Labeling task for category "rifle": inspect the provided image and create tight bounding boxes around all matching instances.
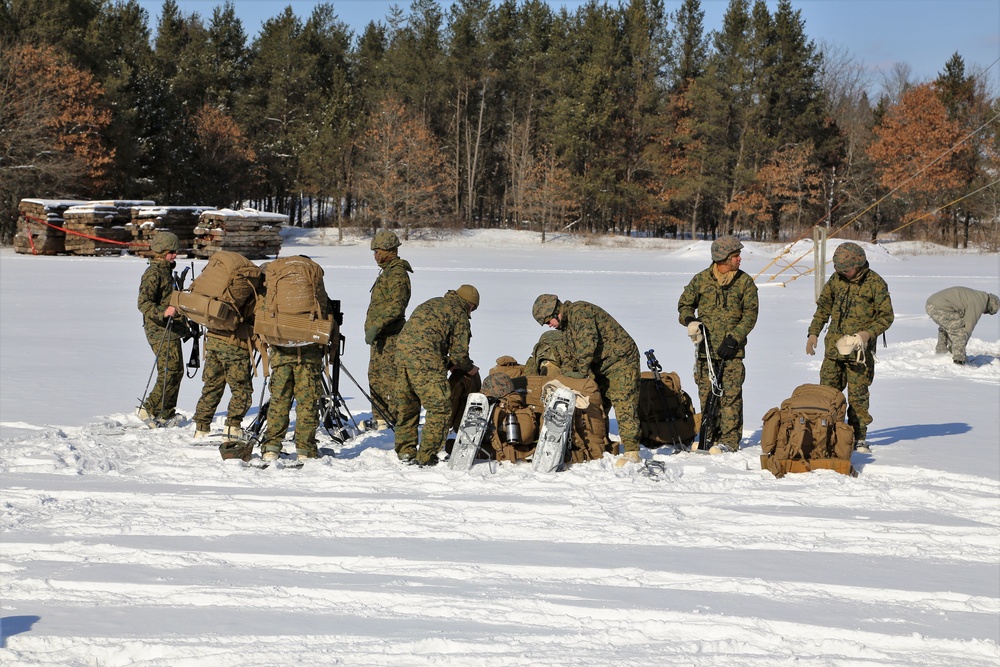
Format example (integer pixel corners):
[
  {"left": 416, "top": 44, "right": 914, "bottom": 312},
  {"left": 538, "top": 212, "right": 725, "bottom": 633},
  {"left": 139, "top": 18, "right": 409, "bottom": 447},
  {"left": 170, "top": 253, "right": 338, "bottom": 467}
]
[
  {"left": 245, "top": 380, "right": 270, "bottom": 449},
  {"left": 644, "top": 349, "right": 690, "bottom": 451},
  {"left": 696, "top": 324, "right": 725, "bottom": 452},
  {"left": 172, "top": 263, "right": 201, "bottom": 378}
]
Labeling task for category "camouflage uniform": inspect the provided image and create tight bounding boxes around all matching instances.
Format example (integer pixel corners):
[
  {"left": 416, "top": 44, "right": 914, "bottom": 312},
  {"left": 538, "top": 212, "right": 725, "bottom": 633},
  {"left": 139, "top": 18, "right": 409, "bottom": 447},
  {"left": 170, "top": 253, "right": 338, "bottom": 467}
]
[
  {"left": 193, "top": 329, "right": 254, "bottom": 433},
  {"left": 536, "top": 297, "right": 642, "bottom": 454},
  {"left": 137, "top": 257, "right": 186, "bottom": 419},
  {"left": 260, "top": 344, "right": 325, "bottom": 458},
  {"left": 394, "top": 290, "right": 476, "bottom": 464},
  {"left": 808, "top": 252, "right": 894, "bottom": 440},
  {"left": 925, "top": 287, "right": 999, "bottom": 364},
  {"left": 524, "top": 329, "right": 574, "bottom": 376},
  {"left": 365, "top": 255, "right": 413, "bottom": 422},
  {"left": 677, "top": 258, "right": 759, "bottom": 451}
]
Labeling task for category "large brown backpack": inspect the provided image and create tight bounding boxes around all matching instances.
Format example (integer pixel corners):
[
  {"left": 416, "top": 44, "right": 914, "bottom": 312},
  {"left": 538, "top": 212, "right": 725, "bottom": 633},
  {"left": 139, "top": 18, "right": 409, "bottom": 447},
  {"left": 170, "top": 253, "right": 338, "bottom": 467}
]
[
  {"left": 638, "top": 370, "right": 697, "bottom": 448},
  {"left": 170, "top": 250, "right": 262, "bottom": 332},
  {"left": 254, "top": 255, "right": 335, "bottom": 347},
  {"left": 760, "top": 384, "right": 855, "bottom": 477}
]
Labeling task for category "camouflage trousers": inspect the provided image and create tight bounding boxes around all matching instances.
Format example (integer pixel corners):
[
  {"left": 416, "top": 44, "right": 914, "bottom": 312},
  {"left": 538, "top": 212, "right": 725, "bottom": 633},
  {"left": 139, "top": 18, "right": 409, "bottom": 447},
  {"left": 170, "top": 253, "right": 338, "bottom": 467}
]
[
  {"left": 368, "top": 334, "right": 400, "bottom": 423},
  {"left": 926, "top": 303, "right": 969, "bottom": 362},
  {"left": 193, "top": 337, "right": 253, "bottom": 431},
  {"left": 819, "top": 355, "right": 876, "bottom": 440},
  {"left": 595, "top": 360, "right": 641, "bottom": 453},
  {"left": 261, "top": 361, "right": 322, "bottom": 457},
  {"left": 142, "top": 325, "right": 183, "bottom": 420},
  {"left": 694, "top": 357, "right": 745, "bottom": 449},
  {"left": 394, "top": 364, "right": 450, "bottom": 463}
]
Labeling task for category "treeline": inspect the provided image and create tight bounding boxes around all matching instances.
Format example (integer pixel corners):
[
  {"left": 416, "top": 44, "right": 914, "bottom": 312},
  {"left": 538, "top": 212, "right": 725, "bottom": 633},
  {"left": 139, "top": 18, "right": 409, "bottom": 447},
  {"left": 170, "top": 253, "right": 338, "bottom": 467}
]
[{"left": 2, "top": 0, "right": 997, "bottom": 247}]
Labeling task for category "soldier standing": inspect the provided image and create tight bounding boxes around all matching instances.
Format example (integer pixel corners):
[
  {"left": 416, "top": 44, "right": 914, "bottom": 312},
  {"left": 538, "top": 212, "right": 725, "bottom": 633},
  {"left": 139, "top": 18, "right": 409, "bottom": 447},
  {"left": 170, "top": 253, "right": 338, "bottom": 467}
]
[
  {"left": 136, "top": 232, "right": 187, "bottom": 426},
  {"left": 807, "top": 242, "right": 894, "bottom": 453},
  {"left": 193, "top": 321, "right": 256, "bottom": 441},
  {"left": 677, "top": 236, "right": 759, "bottom": 454},
  {"left": 925, "top": 286, "right": 999, "bottom": 365},
  {"left": 259, "top": 344, "right": 326, "bottom": 462},
  {"left": 531, "top": 294, "right": 641, "bottom": 466},
  {"left": 364, "top": 230, "right": 413, "bottom": 428},
  {"left": 394, "top": 285, "right": 480, "bottom": 466}
]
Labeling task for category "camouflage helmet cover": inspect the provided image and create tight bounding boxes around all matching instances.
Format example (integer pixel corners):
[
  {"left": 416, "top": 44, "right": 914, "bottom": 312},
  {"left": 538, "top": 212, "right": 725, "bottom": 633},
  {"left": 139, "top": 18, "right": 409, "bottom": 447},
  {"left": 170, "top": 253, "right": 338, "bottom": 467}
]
[
  {"left": 833, "top": 242, "right": 867, "bottom": 273},
  {"left": 456, "top": 284, "right": 480, "bottom": 310},
  {"left": 150, "top": 231, "right": 180, "bottom": 254},
  {"left": 482, "top": 372, "right": 515, "bottom": 399},
  {"left": 370, "top": 229, "right": 401, "bottom": 251},
  {"left": 711, "top": 236, "right": 744, "bottom": 263},
  {"left": 986, "top": 293, "right": 999, "bottom": 315},
  {"left": 532, "top": 294, "right": 561, "bottom": 325}
]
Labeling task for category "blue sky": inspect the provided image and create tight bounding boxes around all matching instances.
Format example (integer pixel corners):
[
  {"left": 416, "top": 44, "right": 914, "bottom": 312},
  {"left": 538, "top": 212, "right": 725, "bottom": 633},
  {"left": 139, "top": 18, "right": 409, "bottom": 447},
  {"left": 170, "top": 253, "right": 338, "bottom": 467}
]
[{"left": 137, "top": 0, "right": 1000, "bottom": 88}]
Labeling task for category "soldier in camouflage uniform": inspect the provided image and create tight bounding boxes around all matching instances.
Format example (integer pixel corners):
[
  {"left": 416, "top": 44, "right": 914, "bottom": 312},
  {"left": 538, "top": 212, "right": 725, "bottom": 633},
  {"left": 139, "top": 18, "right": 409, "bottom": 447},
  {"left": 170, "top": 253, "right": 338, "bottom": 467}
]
[
  {"left": 807, "top": 242, "right": 894, "bottom": 452},
  {"left": 394, "top": 285, "right": 480, "bottom": 466},
  {"left": 925, "top": 287, "right": 999, "bottom": 365},
  {"left": 259, "top": 344, "right": 326, "bottom": 460},
  {"left": 532, "top": 294, "right": 641, "bottom": 465},
  {"left": 677, "top": 236, "right": 759, "bottom": 453},
  {"left": 136, "top": 232, "right": 189, "bottom": 425},
  {"left": 193, "top": 319, "right": 255, "bottom": 441},
  {"left": 364, "top": 230, "right": 413, "bottom": 428},
  {"left": 524, "top": 329, "right": 573, "bottom": 376}
]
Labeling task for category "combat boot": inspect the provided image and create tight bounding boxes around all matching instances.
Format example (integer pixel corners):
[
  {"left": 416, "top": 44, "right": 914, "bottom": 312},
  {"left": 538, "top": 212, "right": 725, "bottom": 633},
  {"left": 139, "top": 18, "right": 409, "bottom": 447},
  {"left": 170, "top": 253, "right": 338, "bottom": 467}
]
[{"left": 854, "top": 440, "right": 871, "bottom": 453}]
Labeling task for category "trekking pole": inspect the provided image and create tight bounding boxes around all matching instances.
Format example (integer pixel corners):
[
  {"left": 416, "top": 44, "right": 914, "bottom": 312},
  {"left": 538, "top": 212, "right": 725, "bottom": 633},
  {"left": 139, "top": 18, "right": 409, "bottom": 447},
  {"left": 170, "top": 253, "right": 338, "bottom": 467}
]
[
  {"left": 137, "top": 314, "right": 174, "bottom": 416},
  {"left": 245, "top": 380, "right": 270, "bottom": 450},
  {"left": 319, "top": 369, "right": 360, "bottom": 443},
  {"left": 339, "top": 360, "right": 396, "bottom": 430}
]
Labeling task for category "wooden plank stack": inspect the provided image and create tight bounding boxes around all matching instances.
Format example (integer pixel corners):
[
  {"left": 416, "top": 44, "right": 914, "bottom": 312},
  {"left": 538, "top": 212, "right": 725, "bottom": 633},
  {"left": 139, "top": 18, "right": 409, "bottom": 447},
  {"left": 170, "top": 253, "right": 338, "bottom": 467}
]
[
  {"left": 14, "top": 199, "right": 89, "bottom": 255},
  {"left": 193, "top": 208, "right": 285, "bottom": 259},
  {"left": 62, "top": 200, "right": 155, "bottom": 256},
  {"left": 128, "top": 206, "right": 216, "bottom": 258}
]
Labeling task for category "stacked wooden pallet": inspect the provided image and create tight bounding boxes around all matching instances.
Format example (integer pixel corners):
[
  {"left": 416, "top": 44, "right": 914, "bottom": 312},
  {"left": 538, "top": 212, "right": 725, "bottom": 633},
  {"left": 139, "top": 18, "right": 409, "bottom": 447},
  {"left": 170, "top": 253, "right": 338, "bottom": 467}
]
[
  {"left": 63, "top": 200, "right": 154, "bottom": 255},
  {"left": 13, "top": 199, "right": 89, "bottom": 255},
  {"left": 193, "top": 208, "right": 285, "bottom": 259},
  {"left": 128, "top": 206, "right": 216, "bottom": 258}
]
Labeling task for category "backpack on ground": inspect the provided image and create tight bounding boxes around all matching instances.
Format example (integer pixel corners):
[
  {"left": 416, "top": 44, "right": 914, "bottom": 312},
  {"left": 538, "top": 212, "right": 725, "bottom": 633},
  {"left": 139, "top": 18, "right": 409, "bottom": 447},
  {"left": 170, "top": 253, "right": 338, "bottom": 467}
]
[
  {"left": 254, "top": 255, "right": 335, "bottom": 347},
  {"left": 759, "top": 383, "right": 856, "bottom": 478},
  {"left": 170, "top": 251, "right": 262, "bottom": 332},
  {"left": 488, "top": 390, "right": 540, "bottom": 462},
  {"left": 638, "top": 370, "right": 697, "bottom": 448}
]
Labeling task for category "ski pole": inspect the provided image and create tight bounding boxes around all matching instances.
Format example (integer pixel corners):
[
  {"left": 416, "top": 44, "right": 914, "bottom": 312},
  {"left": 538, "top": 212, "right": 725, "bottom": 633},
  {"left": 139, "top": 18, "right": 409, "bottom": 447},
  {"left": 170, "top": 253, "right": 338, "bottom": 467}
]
[
  {"left": 137, "top": 314, "right": 174, "bottom": 416},
  {"left": 339, "top": 360, "right": 396, "bottom": 429}
]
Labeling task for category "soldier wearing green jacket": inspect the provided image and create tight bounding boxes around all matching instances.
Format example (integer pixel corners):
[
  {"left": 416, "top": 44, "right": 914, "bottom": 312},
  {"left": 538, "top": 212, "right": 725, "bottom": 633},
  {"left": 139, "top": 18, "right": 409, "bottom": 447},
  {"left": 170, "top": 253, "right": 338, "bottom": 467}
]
[
  {"left": 925, "top": 286, "right": 999, "bottom": 365},
  {"left": 677, "top": 236, "right": 759, "bottom": 453},
  {"left": 532, "top": 294, "right": 641, "bottom": 465},
  {"left": 364, "top": 230, "right": 413, "bottom": 428},
  {"left": 394, "top": 286, "right": 480, "bottom": 466},
  {"left": 136, "top": 232, "right": 188, "bottom": 426},
  {"left": 524, "top": 329, "right": 574, "bottom": 376},
  {"left": 807, "top": 242, "right": 894, "bottom": 452}
]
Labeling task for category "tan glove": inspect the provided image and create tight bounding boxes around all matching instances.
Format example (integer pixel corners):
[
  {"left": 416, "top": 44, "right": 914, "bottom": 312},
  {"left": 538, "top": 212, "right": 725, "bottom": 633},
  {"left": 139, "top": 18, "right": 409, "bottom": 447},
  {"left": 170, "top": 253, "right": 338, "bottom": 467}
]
[
  {"left": 806, "top": 334, "right": 818, "bottom": 356},
  {"left": 687, "top": 321, "right": 704, "bottom": 345},
  {"left": 614, "top": 450, "right": 641, "bottom": 468},
  {"left": 856, "top": 331, "right": 871, "bottom": 346}
]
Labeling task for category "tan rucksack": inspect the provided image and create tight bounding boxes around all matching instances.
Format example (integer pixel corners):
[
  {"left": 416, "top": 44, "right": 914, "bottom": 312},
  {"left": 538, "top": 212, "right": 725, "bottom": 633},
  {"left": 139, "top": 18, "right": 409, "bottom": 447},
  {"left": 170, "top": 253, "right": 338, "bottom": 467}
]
[
  {"left": 760, "top": 384, "right": 855, "bottom": 477},
  {"left": 254, "top": 255, "right": 335, "bottom": 347},
  {"left": 170, "top": 251, "right": 262, "bottom": 332},
  {"left": 488, "top": 391, "right": 540, "bottom": 462},
  {"left": 638, "top": 370, "right": 697, "bottom": 448}
]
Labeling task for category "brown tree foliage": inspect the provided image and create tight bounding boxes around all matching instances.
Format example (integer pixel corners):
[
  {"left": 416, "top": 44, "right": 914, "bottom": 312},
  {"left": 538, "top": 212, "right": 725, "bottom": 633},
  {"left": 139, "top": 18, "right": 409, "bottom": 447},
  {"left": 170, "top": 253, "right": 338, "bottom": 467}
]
[
  {"left": 354, "top": 96, "right": 452, "bottom": 232},
  {"left": 0, "top": 43, "right": 113, "bottom": 240},
  {"left": 867, "top": 83, "right": 967, "bottom": 232},
  {"left": 191, "top": 104, "right": 260, "bottom": 207}
]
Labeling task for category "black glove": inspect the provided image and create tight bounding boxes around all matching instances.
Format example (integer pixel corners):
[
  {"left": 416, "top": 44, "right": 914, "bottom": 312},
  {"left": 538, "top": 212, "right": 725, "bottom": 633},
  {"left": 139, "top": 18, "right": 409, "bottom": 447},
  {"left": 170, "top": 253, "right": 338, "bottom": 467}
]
[
  {"left": 716, "top": 335, "right": 739, "bottom": 360},
  {"left": 683, "top": 316, "right": 699, "bottom": 326}
]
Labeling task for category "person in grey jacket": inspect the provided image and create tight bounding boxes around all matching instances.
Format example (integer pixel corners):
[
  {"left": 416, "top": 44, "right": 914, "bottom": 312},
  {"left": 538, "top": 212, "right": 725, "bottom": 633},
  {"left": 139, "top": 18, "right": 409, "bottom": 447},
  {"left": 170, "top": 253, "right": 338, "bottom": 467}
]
[{"left": 925, "top": 287, "right": 999, "bottom": 364}]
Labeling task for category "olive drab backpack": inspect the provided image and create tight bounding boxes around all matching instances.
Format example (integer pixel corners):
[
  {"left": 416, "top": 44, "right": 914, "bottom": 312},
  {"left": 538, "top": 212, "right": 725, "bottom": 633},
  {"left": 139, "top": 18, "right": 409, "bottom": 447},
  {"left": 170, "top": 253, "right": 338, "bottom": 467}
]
[
  {"left": 760, "top": 384, "right": 856, "bottom": 478},
  {"left": 170, "top": 250, "right": 262, "bottom": 332},
  {"left": 254, "top": 255, "right": 336, "bottom": 347},
  {"left": 637, "top": 370, "right": 697, "bottom": 448}
]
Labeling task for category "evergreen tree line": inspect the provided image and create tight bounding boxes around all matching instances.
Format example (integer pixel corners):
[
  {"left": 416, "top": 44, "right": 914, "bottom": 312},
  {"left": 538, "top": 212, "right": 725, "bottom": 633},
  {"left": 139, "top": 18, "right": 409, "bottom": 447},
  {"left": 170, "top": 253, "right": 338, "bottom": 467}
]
[{"left": 2, "top": 0, "right": 997, "bottom": 248}]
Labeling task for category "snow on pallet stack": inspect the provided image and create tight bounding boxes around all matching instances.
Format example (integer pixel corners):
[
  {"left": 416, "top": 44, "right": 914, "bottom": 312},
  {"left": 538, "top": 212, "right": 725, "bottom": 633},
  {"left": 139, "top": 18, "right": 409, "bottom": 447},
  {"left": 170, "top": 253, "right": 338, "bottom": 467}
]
[
  {"left": 193, "top": 208, "right": 285, "bottom": 259},
  {"left": 62, "top": 200, "right": 155, "bottom": 256},
  {"left": 128, "top": 205, "right": 216, "bottom": 258},
  {"left": 13, "top": 199, "right": 89, "bottom": 255}
]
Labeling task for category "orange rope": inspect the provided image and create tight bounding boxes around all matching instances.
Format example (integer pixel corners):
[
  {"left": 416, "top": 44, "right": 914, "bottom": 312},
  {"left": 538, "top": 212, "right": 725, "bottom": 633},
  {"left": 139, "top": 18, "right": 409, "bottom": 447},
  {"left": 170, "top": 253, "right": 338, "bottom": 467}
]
[{"left": 22, "top": 213, "right": 150, "bottom": 249}]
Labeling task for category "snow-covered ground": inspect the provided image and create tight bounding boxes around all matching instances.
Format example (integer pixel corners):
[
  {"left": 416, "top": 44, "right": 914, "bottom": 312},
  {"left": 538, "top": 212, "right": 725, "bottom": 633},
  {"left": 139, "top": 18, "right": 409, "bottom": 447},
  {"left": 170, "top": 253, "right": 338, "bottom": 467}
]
[{"left": 1, "top": 229, "right": 998, "bottom": 666}]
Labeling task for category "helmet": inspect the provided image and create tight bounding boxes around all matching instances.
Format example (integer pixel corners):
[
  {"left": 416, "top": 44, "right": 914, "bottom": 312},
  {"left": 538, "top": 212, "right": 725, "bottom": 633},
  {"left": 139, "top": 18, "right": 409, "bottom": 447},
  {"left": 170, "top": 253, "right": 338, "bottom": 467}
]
[
  {"left": 370, "top": 229, "right": 401, "bottom": 251},
  {"left": 456, "top": 284, "right": 480, "bottom": 310},
  {"left": 986, "top": 293, "right": 999, "bottom": 316},
  {"left": 833, "top": 242, "right": 867, "bottom": 273},
  {"left": 532, "top": 294, "right": 560, "bottom": 325},
  {"left": 150, "top": 231, "right": 180, "bottom": 254},
  {"left": 711, "top": 236, "right": 744, "bottom": 262},
  {"left": 482, "top": 372, "right": 515, "bottom": 399}
]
